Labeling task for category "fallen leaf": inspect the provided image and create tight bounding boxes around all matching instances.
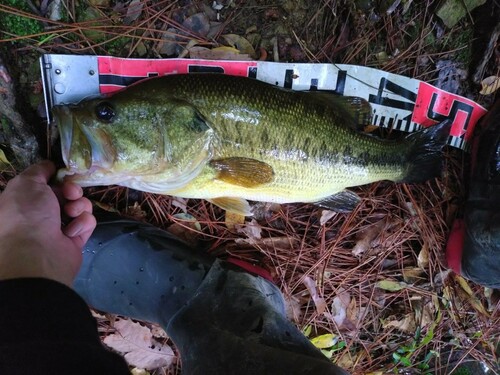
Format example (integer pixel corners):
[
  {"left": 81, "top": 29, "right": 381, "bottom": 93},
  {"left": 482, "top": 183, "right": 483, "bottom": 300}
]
[
  {"left": 303, "top": 276, "right": 327, "bottom": 314},
  {"left": 104, "top": 319, "right": 175, "bottom": 370},
  {"left": 325, "top": 289, "right": 350, "bottom": 327},
  {"left": 0, "top": 148, "right": 11, "bottom": 168},
  {"left": 234, "top": 235, "right": 298, "bottom": 250},
  {"left": 225, "top": 211, "right": 245, "bottom": 230},
  {"left": 421, "top": 301, "right": 435, "bottom": 328},
  {"left": 382, "top": 313, "right": 416, "bottom": 333},
  {"left": 182, "top": 12, "right": 210, "bottom": 37},
  {"left": 171, "top": 197, "right": 188, "bottom": 213},
  {"left": 236, "top": 219, "right": 262, "bottom": 242},
  {"left": 417, "top": 244, "right": 429, "bottom": 269},
  {"left": 93, "top": 200, "right": 120, "bottom": 213},
  {"left": 479, "top": 75, "right": 500, "bottom": 95},
  {"left": 454, "top": 275, "right": 489, "bottom": 316},
  {"left": 158, "top": 28, "right": 179, "bottom": 55},
  {"left": 124, "top": 0, "right": 143, "bottom": 25},
  {"left": 376, "top": 279, "right": 408, "bottom": 292},
  {"left": 336, "top": 352, "right": 356, "bottom": 368},
  {"left": 403, "top": 267, "right": 425, "bottom": 283},
  {"left": 131, "top": 369, "right": 150, "bottom": 375},
  {"left": 284, "top": 294, "right": 303, "bottom": 322},
  {"left": 188, "top": 46, "right": 252, "bottom": 60},
  {"left": 47, "top": 0, "right": 63, "bottom": 21},
  {"left": 436, "top": 0, "right": 487, "bottom": 28},
  {"left": 222, "top": 34, "right": 257, "bottom": 58},
  {"left": 352, "top": 220, "right": 385, "bottom": 257},
  {"left": 151, "top": 325, "right": 168, "bottom": 339},
  {"left": 167, "top": 213, "right": 201, "bottom": 247},
  {"left": 319, "top": 210, "right": 336, "bottom": 225},
  {"left": 310, "top": 333, "right": 337, "bottom": 349}
]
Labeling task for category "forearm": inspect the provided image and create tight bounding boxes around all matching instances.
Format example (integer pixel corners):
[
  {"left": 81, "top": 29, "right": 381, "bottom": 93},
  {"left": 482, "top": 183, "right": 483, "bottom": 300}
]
[{"left": 0, "top": 278, "right": 129, "bottom": 374}]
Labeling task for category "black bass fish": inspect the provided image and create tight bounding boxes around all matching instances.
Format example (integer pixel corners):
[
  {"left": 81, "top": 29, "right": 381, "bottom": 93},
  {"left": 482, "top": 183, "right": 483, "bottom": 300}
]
[{"left": 53, "top": 74, "right": 450, "bottom": 215}]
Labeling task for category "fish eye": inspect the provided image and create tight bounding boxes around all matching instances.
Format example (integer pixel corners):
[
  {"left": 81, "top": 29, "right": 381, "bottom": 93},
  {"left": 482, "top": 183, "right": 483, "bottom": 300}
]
[{"left": 95, "top": 102, "right": 115, "bottom": 122}]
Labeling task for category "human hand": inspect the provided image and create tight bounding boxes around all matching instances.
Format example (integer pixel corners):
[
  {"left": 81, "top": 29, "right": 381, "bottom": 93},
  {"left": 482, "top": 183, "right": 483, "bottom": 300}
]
[{"left": 0, "top": 160, "right": 96, "bottom": 286}]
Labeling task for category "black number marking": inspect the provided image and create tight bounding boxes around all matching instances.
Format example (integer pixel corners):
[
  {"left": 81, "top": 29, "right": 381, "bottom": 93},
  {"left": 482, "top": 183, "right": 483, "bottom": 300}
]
[
  {"left": 368, "top": 78, "right": 417, "bottom": 111},
  {"left": 427, "top": 93, "right": 473, "bottom": 137},
  {"left": 334, "top": 70, "right": 347, "bottom": 95},
  {"left": 188, "top": 65, "right": 224, "bottom": 73}
]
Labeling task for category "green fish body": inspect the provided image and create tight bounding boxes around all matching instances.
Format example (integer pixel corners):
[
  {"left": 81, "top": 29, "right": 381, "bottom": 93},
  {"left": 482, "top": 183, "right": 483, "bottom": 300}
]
[{"left": 54, "top": 74, "right": 449, "bottom": 215}]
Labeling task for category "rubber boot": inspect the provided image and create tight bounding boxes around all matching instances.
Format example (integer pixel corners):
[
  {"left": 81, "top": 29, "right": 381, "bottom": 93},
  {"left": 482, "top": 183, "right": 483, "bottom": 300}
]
[
  {"left": 74, "top": 217, "right": 214, "bottom": 326},
  {"left": 446, "top": 99, "right": 500, "bottom": 288},
  {"left": 74, "top": 216, "right": 349, "bottom": 374}
]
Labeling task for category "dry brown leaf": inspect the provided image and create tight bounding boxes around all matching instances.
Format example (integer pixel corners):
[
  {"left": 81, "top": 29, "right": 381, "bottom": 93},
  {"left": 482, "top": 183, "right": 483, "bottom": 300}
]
[
  {"left": 236, "top": 219, "right": 262, "bottom": 242},
  {"left": 235, "top": 235, "right": 298, "bottom": 250},
  {"left": 325, "top": 289, "right": 350, "bottom": 327},
  {"left": 171, "top": 197, "right": 188, "bottom": 213},
  {"left": 421, "top": 301, "right": 435, "bottom": 328},
  {"left": 131, "top": 369, "right": 150, "bottom": 375},
  {"left": 189, "top": 46, "right": 253, "bottom": 61},
  {"left": 403, "top": 267, "right": 425, "bottom": 283},
  {"left": 123, "top": 0, "right": 143, "bottom": 25},
  {"left": 417, "top": 244, "right": 429, "bottom": 269},
  {"left": 454, "top": 276, "right": 489, "bottom": 316},
  {"left": 352, "top": 220, "right": 385, "bottom": 257},
  {"left": 336, "top": 352, "right": 356, "bottom": 369},
  {"left": 284, "top": 293, "right": 303, "bottom": 322},
  {"left": 104, "top": 319, "right": 175, "bottom": 370},
  {"left": 222, "top": 34, "right": 257, "bottom": 58},
  {"left": 382, "top": 313, "right": 416, "bottom": 333},
  {"left": 319, "top": 210, "right": 337, "bottom": 225},
  {"left": 303, "top": 276, "right": 327, "bottom": 314},
  {"left": 479, "top": 75, "right": 500, "bottom": 95},
  {"left": 93, "top": 201, "right": 120, "bottom": 213},
  {"left": 225, "top": 211, "right": 245, "bottom": 230}
]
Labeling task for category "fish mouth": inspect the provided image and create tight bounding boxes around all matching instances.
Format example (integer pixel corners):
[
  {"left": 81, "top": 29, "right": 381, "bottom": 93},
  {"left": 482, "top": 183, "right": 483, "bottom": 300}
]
[
  {"left": 53, "top": 105, "right": 116, "bottom": 183},
  {"left": 53, "top": 105, "right": 77, "bottom": 170}
]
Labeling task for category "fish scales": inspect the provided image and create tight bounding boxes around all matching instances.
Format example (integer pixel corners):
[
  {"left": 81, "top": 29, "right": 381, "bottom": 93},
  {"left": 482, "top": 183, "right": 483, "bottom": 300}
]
[
  {"left": 54, "top": 73, "right": 450, "bottom": 214},
  {"left": 153, "top": 75, "right": 408, "bottom": 202}
]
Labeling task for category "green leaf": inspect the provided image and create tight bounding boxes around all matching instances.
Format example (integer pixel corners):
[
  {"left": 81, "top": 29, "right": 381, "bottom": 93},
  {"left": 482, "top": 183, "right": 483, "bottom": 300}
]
[
  {"left": 419, "top": 327, "right": 434, "bottom": 347},
  {"left": 0, "top": 148, "right": 12, "bottom": 168},
  {"left": 310, "top": 333, "right": 337, "bottom": 349},
  {"left": 320, "top": 349, "right": 334, "bottom": 359},
  {"left": 399, "top": 356, "right": 412, "bottom": 367},
  {"left": 302, "top": 325, "right": 312, "bottom": 337},
  {"left": 376, "top": 280, "right": 408, "bottom": 291}
]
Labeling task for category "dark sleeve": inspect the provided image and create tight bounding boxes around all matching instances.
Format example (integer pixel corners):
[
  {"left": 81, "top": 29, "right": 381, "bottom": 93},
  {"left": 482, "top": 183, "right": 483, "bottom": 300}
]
[{"left": 0, "top": 278, "right": 130, "bottom": 375}]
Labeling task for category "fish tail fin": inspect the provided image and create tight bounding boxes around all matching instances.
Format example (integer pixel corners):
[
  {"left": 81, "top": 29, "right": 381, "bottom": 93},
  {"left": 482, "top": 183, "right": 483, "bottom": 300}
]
[{"left": 400, "top": 119, "right": 452, "bottom": 183}]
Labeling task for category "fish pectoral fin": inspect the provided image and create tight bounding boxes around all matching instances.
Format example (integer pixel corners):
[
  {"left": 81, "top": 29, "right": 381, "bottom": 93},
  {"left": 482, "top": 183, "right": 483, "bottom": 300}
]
[
  {"left": 314, "top": 190, "right": 361, "bottom": 212},
  {"left": 208, "top": 197, "right": 252, "bottom": 216},
  {"left": 210, "top": 157, "right": 274, "bottom": 187}
]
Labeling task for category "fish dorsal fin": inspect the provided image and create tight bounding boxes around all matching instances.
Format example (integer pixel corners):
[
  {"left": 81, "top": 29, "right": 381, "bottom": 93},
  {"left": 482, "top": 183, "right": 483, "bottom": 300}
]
[
  {"left": 210, "top": 157, "right": 274, "bottom": 187},
  {"left": 209, "top": 197, "right": 252, "bottom": 216},
  {"left": 305, "top": 92, "right": 372, "bottom": 131},
  {"left": 314, "top": 190, "right": 361, "bottom": 212}
]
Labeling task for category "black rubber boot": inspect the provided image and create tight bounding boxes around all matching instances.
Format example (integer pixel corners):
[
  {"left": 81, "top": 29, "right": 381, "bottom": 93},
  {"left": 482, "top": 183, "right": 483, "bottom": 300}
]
[
  {"left": 74, "top": 217, "right": 214, "bottom": 326},
  {"left": 446, "top": 99, "right": 500, "bottom": 288},
  {"left": 74, "top": 217, "right": 349, "bottom": 374}
]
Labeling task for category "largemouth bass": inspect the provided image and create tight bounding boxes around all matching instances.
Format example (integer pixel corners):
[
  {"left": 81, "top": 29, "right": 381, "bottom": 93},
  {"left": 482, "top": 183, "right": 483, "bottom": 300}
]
[{"left": 54, "top": 74, "right": 450, "bottom": 215}]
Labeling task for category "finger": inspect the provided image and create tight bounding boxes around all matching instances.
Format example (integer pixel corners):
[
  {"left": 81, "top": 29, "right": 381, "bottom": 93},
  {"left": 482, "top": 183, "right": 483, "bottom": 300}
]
[
  {"left": 64, "top": 197, "right": 93, "bottom": 218},
  {"left": 61, "top": 182, "right": 83, "bottom": 201},
  {"left": 20, "top": 160, "right": 56, "bottom": 184},
  {"left": 71, "top": 226, "right": 96, "bottom": 250},
  {"left": 65, "top": 213, "right": 97, "bottom": 249},
  {"left": 63, "top": 211, "right": 96, "bottom": 238}
]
